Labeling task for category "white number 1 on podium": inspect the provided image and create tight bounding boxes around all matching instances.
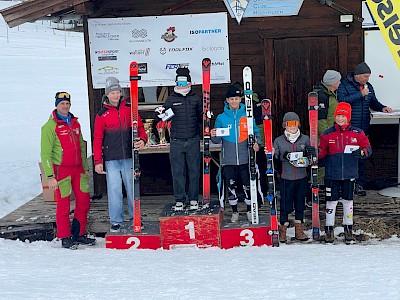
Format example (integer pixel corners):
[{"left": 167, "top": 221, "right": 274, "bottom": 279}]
[{"left": 184, "top": 221, "right": 195, "bottom": 239}]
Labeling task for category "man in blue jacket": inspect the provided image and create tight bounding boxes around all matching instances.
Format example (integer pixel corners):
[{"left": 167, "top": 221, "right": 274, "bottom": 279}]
[{"left": 337, "top": 62, "right": 393, "bottom": 196}]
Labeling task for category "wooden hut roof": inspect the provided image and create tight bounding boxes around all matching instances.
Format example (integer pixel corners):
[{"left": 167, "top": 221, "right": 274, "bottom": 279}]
[{"left": 0, "top": 0, "right": 93, "bottom": 28}]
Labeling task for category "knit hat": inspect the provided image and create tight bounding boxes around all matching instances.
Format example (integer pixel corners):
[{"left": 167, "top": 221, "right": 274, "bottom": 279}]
[
  {"left": 282, "top": 112, "right": 300, "bottom": 128},
  {"left": 175, "top": 67, "right": 191, "bottom": 82},
  {"left": 354, "top": 62, "right": 371, "bottom": 75},
  {"left": 334, "top": 102, "right": 352, "bottom": 121},
  {"left": 55, "top": 91, "right": 71, "bottom": 106},
  {"left": 105, "top": 77, "right": 121, "bottom": 95},
  {"left": 323, "top": 70, "right": 341, "bottom": 86},
  {"left": 226, "top": 84, "right": 242, "bottom": 98}
]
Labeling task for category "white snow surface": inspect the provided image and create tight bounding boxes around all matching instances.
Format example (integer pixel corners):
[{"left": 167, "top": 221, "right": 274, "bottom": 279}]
[{"left": 0, "top": 2, "right": 399, "bottom": 299}]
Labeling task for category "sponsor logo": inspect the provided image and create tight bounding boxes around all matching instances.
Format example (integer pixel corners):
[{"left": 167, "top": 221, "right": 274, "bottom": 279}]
[
  {"left": 129, "top": 48, "right": 151, "bottom": 56},
  {"left": 161, "top": 26, "right": 177, "bottom": 42},
  {"left": 138, "top": 63, "right": 148, "bottom": 74},
  {"left": 159, "top": 47, "right": 193, "bottom": 55},
  {"left": 165, "top": 63, "right": 189, "bottom": 69},
  {"left": 189, "top": 29, "right": 222, "bottom": 34},
  {"left": 97, "top": 66, "right": 119, "bottom": 75},
  {"left": 129, "top": 29, "right": 151, "bottom": 43},
  {"left": 98, "top": 56, "right": 117, "bottom": 61},
  {"left": 95, "top": 32, "right": 119, "bottom": 41},
  {"left": 202, "top": 46, "right": 225, "bottom": 52},
  {"left": 95, "top": 50, "right": 119, "bottom": 55},
  {"left": 132, "top": 29, "right": 148, "bottom": 38},
  {"left": 95, "top": 50, "right": 119, "bottom": 61},
  {"left": 211, "top": 61, "right": 225, "bottom": 66}
]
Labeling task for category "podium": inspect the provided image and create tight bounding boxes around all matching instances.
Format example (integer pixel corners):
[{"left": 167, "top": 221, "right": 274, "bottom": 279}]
[{"left": 105, "top": 202, "right": 272, "bottom": 250}]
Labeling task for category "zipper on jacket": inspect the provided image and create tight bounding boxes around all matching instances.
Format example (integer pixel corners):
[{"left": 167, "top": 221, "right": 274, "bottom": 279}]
[
  {"left": 68, "top": 119, "right": 80, "bottom": 166},
  {"left": 117, "top": 109, "right": 127, "bottom": 159},
  {"left": 340, "top": 132, "right": 344, "bottom": 180},
  {"left": 234, "top": 110, "right": 239, "bottom": 164}
]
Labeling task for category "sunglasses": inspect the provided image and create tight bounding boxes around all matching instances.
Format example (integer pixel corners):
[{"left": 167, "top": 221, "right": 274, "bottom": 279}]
[
  {"left": 55, "top": 92, "right": 71, "bottom": 100},
  {"left": 176, "top": 81, "right": 189, "bottom": 87},
  {"left": 285, "top": 120, "right": 299, "bottom": 127}
]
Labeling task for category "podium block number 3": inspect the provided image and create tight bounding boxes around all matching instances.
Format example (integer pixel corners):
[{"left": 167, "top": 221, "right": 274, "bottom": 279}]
[{"left": 240, "top": 229, "right": 255, "bottom": 246}]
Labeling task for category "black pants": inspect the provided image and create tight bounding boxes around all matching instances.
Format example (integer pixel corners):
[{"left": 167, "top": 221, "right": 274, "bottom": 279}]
[
  {"left": 279, "top": 177, "right": 307, "bottom": 224},
  {"left": 223, "top": 164, "right": 250, "bottom": 204},
  {"left": 169, "top": 136, "right": 200, "bottom": 203}
]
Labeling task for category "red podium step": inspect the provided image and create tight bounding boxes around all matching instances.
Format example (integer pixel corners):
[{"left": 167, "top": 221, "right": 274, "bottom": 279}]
[
  {"left": 159, "top": 204, "right": 223, "bottom": 249},
  {"left": 105, "top": 203, "right": 273, "bottom": 250},
  {"left": 220, "top": 225, "right": 272, "bottom": 249},
  {"left": 105, "top": 222, "right": 161, "bottom": 250}
]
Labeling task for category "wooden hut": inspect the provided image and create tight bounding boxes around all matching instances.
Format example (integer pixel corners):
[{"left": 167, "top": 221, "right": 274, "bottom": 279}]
[{"left": 2, "top": 0, "right": 397, "bottom": 193}]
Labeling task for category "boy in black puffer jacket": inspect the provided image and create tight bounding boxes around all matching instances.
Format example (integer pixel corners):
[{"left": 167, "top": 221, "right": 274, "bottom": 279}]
[{"left": 158, "top": 68, "right": 203, "bottom": 211}]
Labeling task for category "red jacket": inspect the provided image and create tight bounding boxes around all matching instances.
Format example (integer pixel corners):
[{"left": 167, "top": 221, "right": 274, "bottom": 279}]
[
  {"left": 318, "top": 123, "right": 372, "bottom": 180},
  {"left": 93, "top": 98, "right": 147, "bottom": 164},
  {"left": 41, "top": 110, "right": 89, "bottom": 177}
]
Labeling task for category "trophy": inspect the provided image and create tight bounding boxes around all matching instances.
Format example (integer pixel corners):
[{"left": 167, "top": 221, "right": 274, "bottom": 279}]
[
  {"left": 156, "top": 120, "right": 168, "bottom": 146},
  {"left": 143, "top": 119, "right": 157, "bottom": 146}
]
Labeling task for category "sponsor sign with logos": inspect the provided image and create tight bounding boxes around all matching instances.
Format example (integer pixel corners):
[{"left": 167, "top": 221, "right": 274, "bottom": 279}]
[{"left": 88, "top": 13, "right": 230, "bottom": 88}]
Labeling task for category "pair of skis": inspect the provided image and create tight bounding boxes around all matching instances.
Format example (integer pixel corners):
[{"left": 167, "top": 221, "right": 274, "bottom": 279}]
[
  {"left": 243, "top": 67, "right": 278, "bottom": 246},
  {"left": 261, "top": 98, "right": 279, "bottom": 247},
  {"left": 308, "top": 92, "right": 320, "bottom": 241},
  {"left": 129, "top": 62, "right": 142, "bottom": 233},
  {"left": 243, "top": 67, "right": 259, "bottom": 225},
  {"left": 243, "top": 67, "right": 279, "bottom": 241},
  {"left": 202, "top": 58, "right": 212, "bottom": 207}
]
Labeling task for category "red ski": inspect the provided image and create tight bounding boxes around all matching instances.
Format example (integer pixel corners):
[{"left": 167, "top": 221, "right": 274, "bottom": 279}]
[
  {"left": 130, "top": 62, "right": 141, "bottom": 233},
  {"left": 308, "top": 91, "right": 320, "bottom": 240},
  {"left": 261, "top": 99, "right": 279, "bottom": 247},
  {"left": 202, "top": 58, "right": 211, "bottom": 206}
]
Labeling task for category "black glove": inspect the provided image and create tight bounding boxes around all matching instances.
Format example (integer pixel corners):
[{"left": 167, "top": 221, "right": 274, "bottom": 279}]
[
  {"left": 306, "top": 146, "right": 316, "bottom": 157},
  {"left": 351, "top": 148, "right": 365, "bottom": 159},
  {"left": 283, "top": 151, "right": 291, "bottom": 161}
]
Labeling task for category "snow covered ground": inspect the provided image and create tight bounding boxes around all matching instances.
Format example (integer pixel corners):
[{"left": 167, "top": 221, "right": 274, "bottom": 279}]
[{"left": 0, "top": 2, "right": 399, "bottom": 299}]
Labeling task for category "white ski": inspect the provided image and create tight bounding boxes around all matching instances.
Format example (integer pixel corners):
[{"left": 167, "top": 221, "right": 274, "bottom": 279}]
[{"left": 243, "top": 66, "right": 259, "bottom": 224}]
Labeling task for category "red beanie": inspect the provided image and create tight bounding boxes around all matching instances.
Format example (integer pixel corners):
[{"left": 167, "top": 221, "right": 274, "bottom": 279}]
[{"left": 334, "top": 102, "right": 352, "bottom": 121}]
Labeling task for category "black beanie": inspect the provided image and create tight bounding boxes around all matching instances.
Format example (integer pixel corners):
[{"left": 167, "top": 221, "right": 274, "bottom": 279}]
[
  {"left": 176, "top": 67, "right": 191, "bottom": 82},
  {"left": 354, "top": 62, "right": 371, "bottom": 75},
  {"left": 226, "top": 84, "right": 242, "bottom": 98},
  {"left": 55, "top": 92, "right": 71, "bottom": 106}
]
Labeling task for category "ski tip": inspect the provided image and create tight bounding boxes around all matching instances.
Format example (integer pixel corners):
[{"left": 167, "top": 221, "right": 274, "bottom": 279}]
[
  {"left": 202, "top": 58, "right": 211, "bottom": 67},
  {"left": 130, "top": 61, "right": 138, "bottom": 68}
]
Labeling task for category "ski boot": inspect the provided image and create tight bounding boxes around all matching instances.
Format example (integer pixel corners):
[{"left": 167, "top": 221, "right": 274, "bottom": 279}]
[
  {"left": 344, "top": 225, "right": 356, "bottom": 244},
  {"left": 324, "top": 226, "right": 334, "bottom": 243}
]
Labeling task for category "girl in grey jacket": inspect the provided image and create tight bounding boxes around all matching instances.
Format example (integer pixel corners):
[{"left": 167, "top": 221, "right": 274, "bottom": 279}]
[{"left": 272, "top": 112, "right": 313, "bottom": 242}]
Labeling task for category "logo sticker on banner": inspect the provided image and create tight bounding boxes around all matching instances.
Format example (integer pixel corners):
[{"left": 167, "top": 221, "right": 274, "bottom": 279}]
[{"left": 88, "top": 13, "right": 230, "bottom": 88}]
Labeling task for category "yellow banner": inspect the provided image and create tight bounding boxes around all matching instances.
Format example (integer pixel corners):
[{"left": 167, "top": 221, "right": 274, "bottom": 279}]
[{"left": 366, "top": 0, "right": 400, "bottom": 69}]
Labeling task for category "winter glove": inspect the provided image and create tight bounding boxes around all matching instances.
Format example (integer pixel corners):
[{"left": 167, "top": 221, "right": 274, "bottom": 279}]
[
  {"left": 351, "top": 148, "right": 365, "bottom": 159},
  {"left": 155, "top": 106, "right": 166, "bottom": 119},
  {"left": 306, "top": 146, "right": 316, "bottom": 157}
]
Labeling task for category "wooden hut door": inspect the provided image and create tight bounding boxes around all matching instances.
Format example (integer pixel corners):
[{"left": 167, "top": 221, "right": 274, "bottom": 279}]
[{"left": 266, "top": 36, "right": 338, "bottom": 135}]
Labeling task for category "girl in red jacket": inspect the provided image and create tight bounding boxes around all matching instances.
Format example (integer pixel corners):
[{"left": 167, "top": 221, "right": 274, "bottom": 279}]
[{"left": 319, "top": 102, "right": 372, "bottom": 244}]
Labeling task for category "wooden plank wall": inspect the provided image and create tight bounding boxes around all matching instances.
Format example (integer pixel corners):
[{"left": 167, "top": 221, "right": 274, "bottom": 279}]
[{"left": 84, "top": 0, "right": 362, "bottom": 127}]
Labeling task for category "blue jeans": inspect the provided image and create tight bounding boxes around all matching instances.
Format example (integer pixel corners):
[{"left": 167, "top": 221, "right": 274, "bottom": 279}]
[
  {"left": 105, "top": 159, "right": 133, "bottom": 225},
  {"left": 169, "top": 136, "right": 200, "bottom": 203}
]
